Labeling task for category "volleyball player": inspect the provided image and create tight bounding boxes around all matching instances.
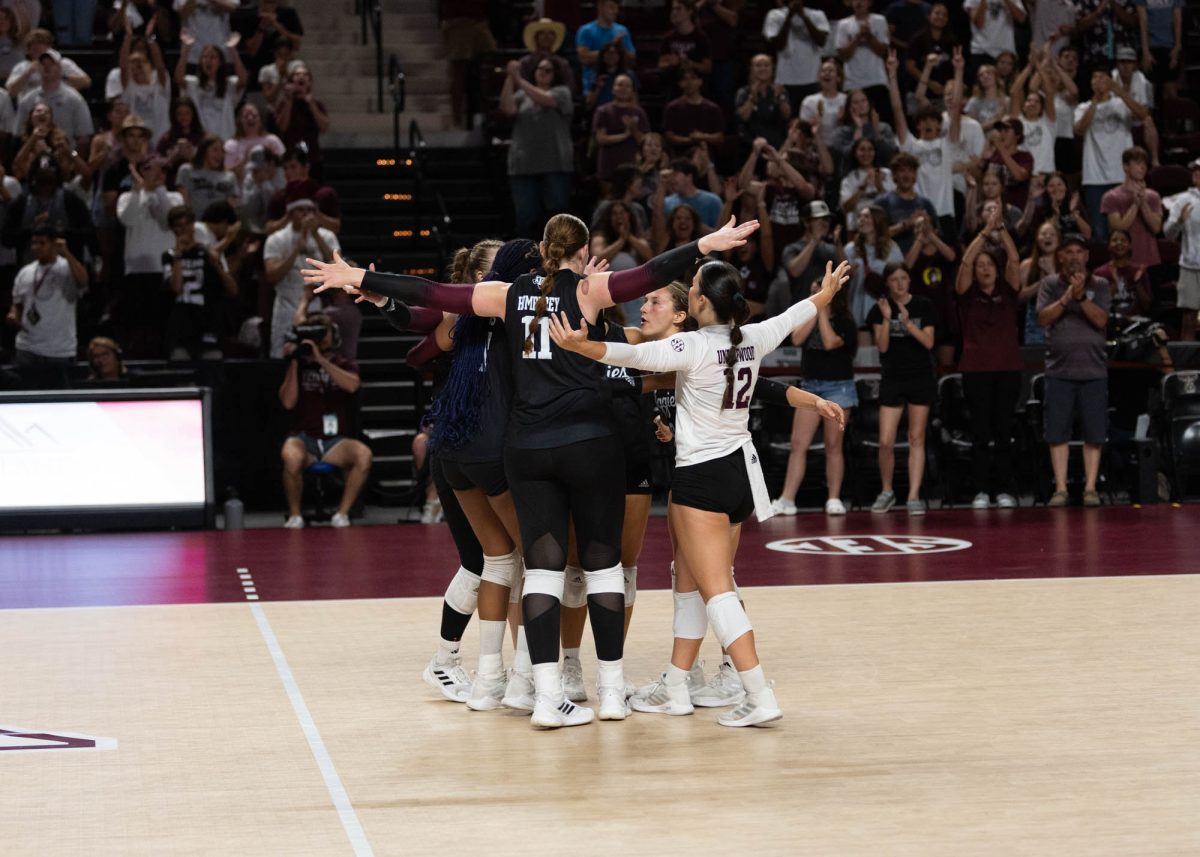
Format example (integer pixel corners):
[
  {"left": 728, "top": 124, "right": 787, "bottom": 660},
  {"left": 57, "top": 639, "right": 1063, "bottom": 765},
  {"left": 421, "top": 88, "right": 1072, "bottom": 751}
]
[
  {"left": 305, "top": 215, "right": 760, "bottom": 729},
  {"left": 547, "top": 260, "right": 851, "bottom": 726}
]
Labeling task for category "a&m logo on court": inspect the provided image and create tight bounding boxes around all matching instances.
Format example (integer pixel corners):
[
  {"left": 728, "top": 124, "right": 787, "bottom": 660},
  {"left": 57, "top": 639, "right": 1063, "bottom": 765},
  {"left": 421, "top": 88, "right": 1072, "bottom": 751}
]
[{"left": 766, "top": 535, "right": 973, "bottom": 556}]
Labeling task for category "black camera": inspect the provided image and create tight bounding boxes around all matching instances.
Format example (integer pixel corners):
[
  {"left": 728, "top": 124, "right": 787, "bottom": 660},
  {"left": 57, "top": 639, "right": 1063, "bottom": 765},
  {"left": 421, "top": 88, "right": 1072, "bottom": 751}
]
[{"left": 290, "top": 322, "right": 329, "bottom": 359}]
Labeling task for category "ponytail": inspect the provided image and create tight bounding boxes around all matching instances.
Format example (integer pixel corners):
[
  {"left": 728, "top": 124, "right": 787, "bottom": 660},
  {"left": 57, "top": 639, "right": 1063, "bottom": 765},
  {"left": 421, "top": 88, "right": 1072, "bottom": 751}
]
[
  {"left": 722, "top": 291, "right": 750, "bottom": 410},
  {"left": 448, "top": 239, "right": 504, "bottom": 285},
  {"left": 525, "top": 214, "right": 588, "bottom": 354},
  {"left": 524, "top": 241, "right": 562, "bottom": 353}
]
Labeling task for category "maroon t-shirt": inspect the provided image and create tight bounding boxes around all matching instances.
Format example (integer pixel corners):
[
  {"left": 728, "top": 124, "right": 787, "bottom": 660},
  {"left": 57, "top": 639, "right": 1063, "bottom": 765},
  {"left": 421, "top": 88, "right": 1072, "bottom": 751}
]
[
  {"left": 593, "top": 102, "right": 650, "bottom": 180},
  {"left": 987, "top": 151, "right": 1035, "bottom": 210},
  {"left": 661, "top": 96, "right": 725, "bottom": 151},
  {"left": 290, "top": 352, "right": 359, "bottom": 438},
  {"left": 957, "top": 283, "right": 1023, "bottom": 373}
]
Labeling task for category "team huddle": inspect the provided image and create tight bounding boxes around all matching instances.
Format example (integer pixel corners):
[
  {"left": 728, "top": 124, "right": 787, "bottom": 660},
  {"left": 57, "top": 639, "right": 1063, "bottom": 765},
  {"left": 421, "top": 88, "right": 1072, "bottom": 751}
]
[{"left": 303, "top": 216, "right": 850, "bottom": 729}]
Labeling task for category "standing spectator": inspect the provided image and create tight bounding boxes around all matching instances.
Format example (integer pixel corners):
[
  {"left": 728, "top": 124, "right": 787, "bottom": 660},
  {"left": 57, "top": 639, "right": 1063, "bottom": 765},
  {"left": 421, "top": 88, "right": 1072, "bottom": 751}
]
[
  {"left": 163, "top": 204, "right": 237, "bottom": 360},
  {"left": 964, "top": 0, "right": 1026, "bottom": 65},
  {"left": 1093, "top": 228, "right": 1151, "bottom": 319},
  {"left": 2, "top": 155, "right": 92, "bottom": 264},
  {"left": 844, "top": 203, "right": 903, "bottom": 328},
  {"left": 1135, "top": 0, "right": 1183, "bottom": 101},
  {"left": 942, "top": 77, "right": 985, "bottom": 211},
  {"left": 177, "top": 35, "right": 247, "bottom": 141},
  {"left": 12, "top": 50, "right": 93, "bottom": 150},
  {"left": 1019, "top": 219, "right": 1062, "bottom": 344},
  {"left": 1100, "top": 145, "right": 1161, "bottom": 268},
  {"left": 1074, "top": 71, "right": 1146, "bottom": 240},
  {"left": 867, "top": 262, "right": 938, "bottom": 514},
  {"left": 839, "top": 137, "right": 894, "bottom": 230},
  {"left": 1112, "top": 47, "right": 1160, "bottom": 168},
  {"left": 955, "top": 208, "right": 1023, "bottom": 508},
  {"left": 575, "top": 0, "right": 635, "bottom": 97},
  {"left": 593, "top": 73, "right": 648, "bottom": 183},
  {"left": 763, "top": 0, "right": 831, "bottom": 110},
  {"left": 962, "top": 169, "right": 1022, "bottom": 237},
  {"left": 1028, "top": 171, "right": 1092, "bottom": 240},
  {"left": 1163, "top": 159, "right": 1200, "bottom": 341},
  {"left": 239, "top": 0, "right": 303, "bottom": 78},
  {"left": 662, "top": 66, "right": 724, "bottom": 155},
  {"left": 177, "top": 135, "right": 239, "bottom": 217},
  {"left": 902, "top": 211, "right": 958, "bottom": 352},
  {"left": 829, "top": 88, "right": 897, "bottom": 174},
  {"left": 266, "top": 148, "right": 340, "bottom": 235},
  {"left": 4, "top": 227, "right": 87, "bottom": 386},
  {"left": 834, "top": 0, "right": 890, "bottom": 124},
  {"left": 876, "top": 151, "right": 938, "bottom": 254},
  {"left": 650, "top": 197, "right": 704, "bottom": 254},
  {"left": 254, "top": 36, "right": 299, "bottom": 116},
  {"left": 175, "top": 0, "right": 238, "bottom": 63},
  {"left": 738, "top": 135, "right": 814, "bottom": 250},
  {"left": 240, "top": 145, "right": 285, "bottom": 235},
  {"left": 662, "top": 157, "right": 722, "bottom": 227},
  {"left": 155, "top": 97, "right": 204, "bottom": 173},
  {"left": 1039, "top": 43, "right": 1081, "bottom": 175},
  {"left": 263, "top": 184, "right": 337, "bottom": 358},
  {"left": 0, "top": 8, "right": 24, "bottom": 82},
  {"left": 887, "top": 0, "right": 931, "bottom": 55},
  {"left": 53, "top": 0, "right": 96, "bottom": 47},
  {"left": 118, "top": 28, "right": 171, "bottom": 141},
  {"left": 438, "top": 0, "right": 494, "bottom": 128},
  {"left": 586, "top": 42, "right": 640, "bottom": 115},
  {"left": 1009, "top": 46, "right": 1059, "bottom": 176},
  {"left": 697, "top": 0, "right": 741, "bottom": 113},
  {"left": 1036, "top": 234, "right": 1111, "bottom": 507},
  {"left": 768, "top": 200, "right": 839, "bottom": 317},
  {"left": 800, "top": 59, "right": 847, "bottom": 147},
  {"left": 274, "top": 64, "right": 328, "bottom": 177},
  {"left": 11, "top": 101, "right": 65, "bottom": 181},
  {"left": 735, "top": 54, "right": 791, "bottom": 151},
  {"left": 657, "top": 0, "right": 712, "bottom": 93},
  {"left": 519, "top": 17, "right": 575, "bottom": 93},
  {"left": 224, "top": 102, "right": 284, "bottom": 180},
  {"left": 965, "top": 64, "right": 1006, "bottom": 128},
  {"left": 904, "top": 3, "right": 959, "bottom": 104},
  {"left": 983, "top": 117, "right": 1034, "bottom": 209},
  {"left": 116, "top": 156, "right": 182, "bottom": 356},
  {"left": 500, "top": 57, "right": 573, "bottom": 238},
  {"left": 6, "top": 29, "right": 91, "bottom": 98},
  {"left": 1073, "top": 0, "right": 1139, "bottom": 72}
]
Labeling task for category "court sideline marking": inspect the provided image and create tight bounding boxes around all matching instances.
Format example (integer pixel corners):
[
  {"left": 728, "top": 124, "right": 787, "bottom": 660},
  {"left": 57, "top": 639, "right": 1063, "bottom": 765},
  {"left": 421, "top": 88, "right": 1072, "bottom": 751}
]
[{"left": 238, "top": 567, "right": 374, "bottom": 857}]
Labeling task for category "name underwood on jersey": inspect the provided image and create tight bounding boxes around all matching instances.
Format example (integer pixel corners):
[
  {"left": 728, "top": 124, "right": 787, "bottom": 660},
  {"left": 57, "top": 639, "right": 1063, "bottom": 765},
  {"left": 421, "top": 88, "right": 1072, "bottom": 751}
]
[{"left": 715, "top": 344, "right": 757, "bottom": 364}]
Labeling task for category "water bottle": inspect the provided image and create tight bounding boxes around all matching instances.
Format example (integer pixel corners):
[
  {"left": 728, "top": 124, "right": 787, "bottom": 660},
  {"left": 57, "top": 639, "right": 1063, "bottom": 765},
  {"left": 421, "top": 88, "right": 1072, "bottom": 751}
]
[{"left": 223, "top": 488, "right": 244, "bottom": 530}]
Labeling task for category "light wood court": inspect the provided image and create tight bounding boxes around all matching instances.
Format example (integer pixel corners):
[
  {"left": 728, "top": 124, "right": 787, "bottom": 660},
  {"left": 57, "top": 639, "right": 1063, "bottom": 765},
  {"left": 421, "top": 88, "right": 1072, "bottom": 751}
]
[{"left": 3, "top": 576, "right": 1199, "bottom": 856}]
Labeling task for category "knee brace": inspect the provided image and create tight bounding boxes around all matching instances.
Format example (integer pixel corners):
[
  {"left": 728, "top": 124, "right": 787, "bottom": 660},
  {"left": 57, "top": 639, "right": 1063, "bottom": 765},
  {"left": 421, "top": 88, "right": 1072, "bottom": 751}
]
[
  {"left": 522, "top": 567, "right": 565, "bottom": 601},
  {"left": 623, "top": 565, "right": 637, "bottom": 606},
  {"left": 706, "top": 591, "right": 753, "bottom": 650},
  {"left": 584, "top": 563, "right": 625, "bottom": 597},
  {"left": 443, "top": 566, "right": 480, "bottom": 616},
  {"left": 481, "top": 549, "right": 521, "bottom": 590},
  {"left": 672, "top": 589, "right": 707, "bottom": 640},
  {"left": 561, "top": 565, "right": 587, "bottom": 609}
]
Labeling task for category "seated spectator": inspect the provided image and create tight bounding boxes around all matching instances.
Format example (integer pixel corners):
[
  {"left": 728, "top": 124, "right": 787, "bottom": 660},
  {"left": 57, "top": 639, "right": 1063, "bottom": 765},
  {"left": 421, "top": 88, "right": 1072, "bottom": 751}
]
[
  {"left": 592, "top": 73, "right": 649, "bottom": 184},
  {"left": 768, "top": 200, "right": 839, "bottom": 318},
  {"left": 1163, "top": 159, "right": 1200, "bottom": 341},
  {"left": 118, "top": 26, "right": 171, "bottom": 140},
  {"left": 519, "top": 17, "right": 574, "bottom": 93},
  {"left": 965, "top": 0, "right": 1025, "bottom": 66},
  {"left": 1099, "top": 146, "right": 1161, "bottom": 269},
  {"left": 500, "top": 57, "right": 573, "bottom": 238},
  {"left": 86, "top": 335, "right": 128, "bottom": 382},
  {"left": 224, "top": 102, "right": 284, "bottom": 180},
  {"left": 274, "top": 64, "right": 328, "bottom": 178},
  {"left": 1019, "top": 219, "right": 1061, "bottom": 345},
  {"left": 662, "top": 65, "right": 724, "bottom": 156},
  {"left": 834, "top": 0, "right": 891, "bottom": 124},
  {"left": 1075, "top": 70, "right": 1145, "bottom": 241},
  {"left": 585, "top": 40, "right": 639, "bottom": 113},
  {"left": 983, "top": 116, "right": 1033, "bottom": 209},
  {"left": 176, "top": 0, "right": 237, "bottom": 63},
  {"left": 4, "top": 226, "right": 88, "bottom": 388},
  {"left": 845, "top": 204, "right": 903, "bottom": 328},
  {"left": 575, "top": 0, "right": 636, "bottom": 98},
  {"left": 737, "top": 135, "right": 814, "bottom": 250},
  {"left": 867, "top": 262, "right": 938, "bottom": 514},
  {"left": 1035, "top": 234, "right": 1111, "bottom": 507},
  {"left": 800, "top": 59, "right": 846, "bottom": 147},
  {"left": 2, "top": 154, "right": 92, "bottom": 265},
  {"left": 278, "top": 311, "right": 370, "bottom": 529},
  {"left": 840, "top": 137, "right": 894, "bottom": 230},
  {"left": 662, "top": 157, "right": 722, "bottom": 227},
  {"left": 735, "top": 54, "right": 792, "bottom": 151},
  {"left": 164, "top": 204, "right": 237, "bottom": 360},
  {"left": 0, "top": 7, "right": 24, "bottom": 82},
  {"left": 155, "top": 96, "right": 205, "bottom": 183},
  {"left": 266, "top": 146, "right": 340, "bottom": 234},
  {"left": 764, "top": 0, "right": 832, "bottom": 111},
  {"left": 239, "top": 0, "right": 304, "bottom": 78},
  {"left": 239, "top": 144, "right": 285, "bottom": 234},
  {"left": 876, "top": 151, "right": 938, "bottom": 255},
  {"left": 657, "top": 0, "right": 712, "bottom": 92},
  {"left": 263, "top": 184, "right": 338, "bottom": 358},
  {"left": 829, "top": 88, "right": 896, "bottom": 175},
  {"left": 13, "top": 49, "right": 93, "bottom": 151},
  {"left": 6, "top": 28, "right": 90, "bottom": 99},
  {"left": 1094, "top": 228, "right": 1151, "bottom": 321},
  {"left": 176, "top": 135, "right": 239, "bottom": 217},
  {"left": 177, "top": 34, "right": 248, "bottom": 141}
]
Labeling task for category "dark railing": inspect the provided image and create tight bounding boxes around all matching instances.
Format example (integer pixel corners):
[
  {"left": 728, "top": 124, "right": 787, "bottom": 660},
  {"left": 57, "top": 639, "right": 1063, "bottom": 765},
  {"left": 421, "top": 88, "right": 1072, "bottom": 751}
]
[
  {"left": 357, "top": 0, "right": 384, "bottom": 112},
  {"left": 408, "top": 118, "right": 426, "bottom": 233}
]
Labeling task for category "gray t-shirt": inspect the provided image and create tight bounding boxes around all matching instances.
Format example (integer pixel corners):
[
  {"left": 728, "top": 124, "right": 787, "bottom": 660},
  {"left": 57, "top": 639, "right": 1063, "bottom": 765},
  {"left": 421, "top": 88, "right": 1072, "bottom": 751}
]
[
  {"left": 508, "top": 86, "right": 574, "bottom": 176},
  {"left": 1035, "top": 273, "right": 1112, "bottom": 381},
  {"left": 767, "top": 238, "right": 838, "bottom": 318}
]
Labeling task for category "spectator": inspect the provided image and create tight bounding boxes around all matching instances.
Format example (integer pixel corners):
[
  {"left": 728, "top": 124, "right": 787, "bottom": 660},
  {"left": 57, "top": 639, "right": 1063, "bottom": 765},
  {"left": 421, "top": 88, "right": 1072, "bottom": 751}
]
[
  {"left": 263, "top": 184, "right": 338, "bottom": 358},
  {"left": 500, "top": 56, "right": 573, "bottom": 238},
  {"left": 1073, "top": 0, "right": 1139, "bottom": 72},
  {"left": 844, "top": 203, "right": 903, "bottom": 328},
  {"left": 876, "top": 151, "right": 938, "bottom": 254},
  {"left": 735, "top": 54, "right": 792, "bottom": 151},
  {"left": 519, "top": 17, "right": 575, "bottom": 93},
  {"left": 11, "top": 101, "right": 65, "bottom": 181},
  {"left": 224, "top": 102, "right": 284, "bottom": 180},
  {"left": 6, "top": 28, "right": 90, "bottom": 99},
  {"left": 657, "top": 0, "right": 712, "bottom": 93},
  {"left": 834, "top": 0, "right": 891, "bottom": 124},
  {"left": 799, "top": 60, "right": 847, "bottom": 149},
  {"left": 662, "top": 66, "right": 724, "bottom": 156},
  {"left": 239, "top": 144, "right": 285, "bottom": 234},
  {"left": 763, "top": 0, "right": 830, "bottom": 110},
  {"left": 1019, "top": 219, "right": 1061, "bottom": 344},
  {"left": 54, "top": 0, "right": 96, "bottom": 47},
  {"left": 1035, "top": 233, "right": 1111, "bottom": 506},
  {"left": 4, "top": 227, "right": 87, "bottom": 386},
  {"left": 839, "top": 137, "right": 894, "bottom": 229},
  {"left": 1135, "top": 0, "right": 1183, "bottom": 102},
  {"left": 589, "top": 199, "right": 651, "bottom": 271},
  {"left": 119, "top": 30, "right": 171, "bottom": 141},
  {"left": 593, "top": 72, "right": 649, "bottom": 183},
  {"left": 697, "top": 0, "right": 741, "bottom": 112},
  {"left": 904, "top": 3, "right": 959, "bottom": 103},
  {"left": 1033, "top": 0, "right": 1077, "bottom": 49},
  {"left": 100, "top": 114, "right": 152, "bottom": 228},
  {"left": 1009, "top": 46, "right": 1058, "bottom": 175},
  {"left": 829, "top": 88, "right": 896, "bottom": 175},
  {"left": 254, "top": 36, "right": 300, "bottom": 115},
  {"left": 266, "top": 147, "right": 340, "bottom": 235},
  {"left": 1074, "top": 71, "right": 1146, "bottom": 240},
  {"left": 239, "top": 0, "right": 303, "bottom": 77},
  {"left": 0, "top": 156, "right": 19, "bottom": 325},
  {"left": 634, "top": 131, "right": 669, "bottom": 207},
  {"left": 1163, "top": 158, "right": 1200, "bottom": 341},
  {"left": 176, "top": 0, "right": 238, "bottom": 63},
  {"left": 274, "top": 64, "right": 328, "bottom": 176},
  {"left": 662, "top": 157, "right": 722, "bottom": 227},
  {"left": 768, "top": 200, "right": 839, "bottom": 317},
  {"left": 1109, "top": 49, "right": 1160, "bottom": 168},
  {"left": 164, "top": 204, "right": 237, "bottom": 360},
  {"left": 867, "top": 262, "right": 937, "bottom": 514},
  {"left": 887, "top": 0, "right": 930, "bottom": 54},
  {"left": 963, "top": 170, "right": 1022, "bottom": 238},
  {"left": 721, "top": 186, "right": 774, "bottom": 317},
  {"left": 738, "top": 135, "right": 814, "bottom": 250},
  {"left": 1099, "top": 145, "right": 1161, "bottom": 268},
  {"left": 177, "top": 135, "right": 239, "bottom": 217},
  {"left": 903, "top": 210, "right": 958, "bottom": 364},
  {"left": 965, "top": 0, "right": 1025, "bottom": 65},
  {"left": 1094, "top": 227, "right": 1151, "bottom": 320},
  {"left": 983, "top": 116, "right": 1034, "bottom": 209},
  {"left": 650, "top": 197, "right": 704, "bottom": 254},
  {"left": 772, "top": 275, "right": 857, "bottom": 516},
  {"left": 12, "top": 50, "right": 93, "bottom": 150},
  {"left": 585, "top": 40, "right": 639, "bottom": 113},
  {"left": 107, "top": 0, "right": 169, "bottom": 42},
  {"left": 278, "top": 311, "right": 370, "bottom": 529},
  {"left": 86, "top": 336, "right": 127, "bottom": 382},
  {"left": 0, "top": 8, "right": 24, "bottom": 82},
  {"left": 2, "top": 154, "right": 92, "bottom": 264},
  {"left": 965, "top": 64, "right": 1006, "bottom": 128},
  {"left": 116, "top": 155, "right": 182, "bottom": 356},
  {"left": 1027, "top": 170, "right": 1091, "bottom": 240},
  {"left": 575, "top": 0, "right": 636, "bottom": 97},
  {"left": 177, "top": 35, "right": 247, "bottom": 141},
  {"left": 155, "top": 96, "right": 204, "bottom": 167},
  {"left": 942, "top": 77, "right": 986, "bottom": 214},
  {"left": 1039, "top": 42, "right": 1080, "bottom": 175}
]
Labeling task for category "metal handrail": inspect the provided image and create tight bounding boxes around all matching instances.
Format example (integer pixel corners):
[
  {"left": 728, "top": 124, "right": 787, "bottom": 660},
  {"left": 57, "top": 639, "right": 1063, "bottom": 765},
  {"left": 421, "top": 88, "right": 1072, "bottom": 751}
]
[
  {"left": 408, "top": 119, "right": 426, "bottom": 232},
  {"left": 389, "top": 54, "right": 405, "bottom": 154}
]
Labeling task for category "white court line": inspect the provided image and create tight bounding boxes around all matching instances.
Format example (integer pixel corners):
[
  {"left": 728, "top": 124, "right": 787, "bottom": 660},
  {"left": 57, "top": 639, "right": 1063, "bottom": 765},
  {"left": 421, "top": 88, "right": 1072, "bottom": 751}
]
[{"left": 242, "top": 570, "right": 375, "bottom": 857}]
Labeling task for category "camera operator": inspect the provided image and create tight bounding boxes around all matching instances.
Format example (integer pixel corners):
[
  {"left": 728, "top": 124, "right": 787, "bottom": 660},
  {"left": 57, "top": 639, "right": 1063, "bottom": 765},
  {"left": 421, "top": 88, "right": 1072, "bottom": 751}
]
[{"left": 278, "top": 312, "right": 371, "bottom": 528}]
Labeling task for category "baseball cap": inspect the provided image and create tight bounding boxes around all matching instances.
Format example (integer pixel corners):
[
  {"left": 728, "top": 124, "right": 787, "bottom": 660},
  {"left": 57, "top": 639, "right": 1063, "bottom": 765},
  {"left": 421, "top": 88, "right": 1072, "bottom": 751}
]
[
  {"left": 1115, "top": 46, "right": 1137, "bottom": 61},
  {"left": 1061, "top": 232, "right": 1088, "bottom": 249},
  {"left": 806, "top": 200, "right": 832, "bottom": 220}
]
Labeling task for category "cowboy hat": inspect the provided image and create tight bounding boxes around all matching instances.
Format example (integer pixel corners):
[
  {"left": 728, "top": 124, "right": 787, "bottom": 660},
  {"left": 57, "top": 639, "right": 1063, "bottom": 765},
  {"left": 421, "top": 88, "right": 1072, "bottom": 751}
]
[{"left": 523, "top": 18, "right": 565, "bottom": 54}]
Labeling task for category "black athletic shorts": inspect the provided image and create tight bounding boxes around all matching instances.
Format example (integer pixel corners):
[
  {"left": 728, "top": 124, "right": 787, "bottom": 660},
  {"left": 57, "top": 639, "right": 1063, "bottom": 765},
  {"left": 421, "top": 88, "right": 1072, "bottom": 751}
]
[
  {"left": 620, "top": 424, "right": 653, "bottom": 495},
  {"left": 880, "top": 372, "right": 937, "bottom": 407},
  {"left": 439, "top": 457, "right": 508, "bottom": 497},
  {"left": 670, "top": 449, "right": 754, "bottom": 524}
]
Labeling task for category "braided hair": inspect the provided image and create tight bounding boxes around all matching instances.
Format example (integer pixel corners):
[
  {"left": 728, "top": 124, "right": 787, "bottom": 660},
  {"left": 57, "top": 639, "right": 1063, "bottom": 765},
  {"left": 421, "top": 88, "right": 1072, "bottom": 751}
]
[
  {"left": 525, "top": 213, "right": 588, "bottom": 354},
  {"left": 695, "top": 261, "right": 750, "bottom": 410}
]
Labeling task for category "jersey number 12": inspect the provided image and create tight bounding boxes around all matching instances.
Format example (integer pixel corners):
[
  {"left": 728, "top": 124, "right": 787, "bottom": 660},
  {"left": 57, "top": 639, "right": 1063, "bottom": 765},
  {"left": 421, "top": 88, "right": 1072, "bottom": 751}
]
[{"left": 723, "top": 366, "right": 752, "bottom": 409}]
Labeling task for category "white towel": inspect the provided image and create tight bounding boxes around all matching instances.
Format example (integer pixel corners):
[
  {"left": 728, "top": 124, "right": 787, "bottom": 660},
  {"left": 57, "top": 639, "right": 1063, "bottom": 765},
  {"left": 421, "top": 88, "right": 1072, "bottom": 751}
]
[{"left": 743, "top": 440, "right": 774, "bottom": 522}]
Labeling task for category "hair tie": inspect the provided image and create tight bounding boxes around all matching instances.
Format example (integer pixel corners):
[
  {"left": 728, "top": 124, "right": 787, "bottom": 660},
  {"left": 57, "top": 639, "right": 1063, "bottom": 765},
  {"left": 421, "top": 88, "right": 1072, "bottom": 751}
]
[{"left": 732, "top": 291, "right": 746, "bottom": 305}]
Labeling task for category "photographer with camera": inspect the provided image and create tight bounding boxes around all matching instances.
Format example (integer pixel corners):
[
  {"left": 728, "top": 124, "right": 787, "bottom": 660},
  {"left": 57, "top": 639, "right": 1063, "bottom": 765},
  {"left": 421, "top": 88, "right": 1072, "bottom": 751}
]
[
  {"left": 263, "top": 181, "right": 337, "bottom": 357},
  {"left": 277, "top": 312, "right": 371, "bottom": 529}
]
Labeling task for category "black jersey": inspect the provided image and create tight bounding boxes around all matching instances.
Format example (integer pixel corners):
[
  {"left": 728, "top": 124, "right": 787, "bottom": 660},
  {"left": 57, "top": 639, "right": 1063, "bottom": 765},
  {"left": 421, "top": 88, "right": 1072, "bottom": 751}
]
[
  {"left": 601, "top": 320, "right": 656, "bottom": 456},
  {"left": 440, "top": 316, "right": 513, "bottom": 464},
  {"left": 505, "top": 270, "right": 615, "bottom": 449}
]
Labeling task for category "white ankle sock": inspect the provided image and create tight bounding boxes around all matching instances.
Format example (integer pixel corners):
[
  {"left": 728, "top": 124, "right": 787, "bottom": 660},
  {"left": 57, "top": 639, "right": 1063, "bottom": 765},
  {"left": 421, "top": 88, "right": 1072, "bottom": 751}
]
[
  {"left": 738, "top": 664, "right": 766, "bottom": 694},
  {"left": 436, "top": 638, "right": 459, "bottom": 664},
  {"left": 513, "top": 626, "right": 532, "bottom": 674},
  {"left": 563, "top": 647, "right": 580, "bottom": 663},
  {"left": 597, "top": 658, "right": 624, "bottom": 689},
  {"left": 532, "top": 662, "right": 562, "bottom": 697},
  {"left": 663, "top": 664, "right": 689, "bottom": 686}
]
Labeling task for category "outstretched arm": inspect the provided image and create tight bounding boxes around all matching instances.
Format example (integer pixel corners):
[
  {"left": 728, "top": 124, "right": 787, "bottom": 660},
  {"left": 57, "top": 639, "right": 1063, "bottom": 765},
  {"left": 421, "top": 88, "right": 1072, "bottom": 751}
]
[{"left": 548, "top": 311, "right": 696, "bottom": 373}]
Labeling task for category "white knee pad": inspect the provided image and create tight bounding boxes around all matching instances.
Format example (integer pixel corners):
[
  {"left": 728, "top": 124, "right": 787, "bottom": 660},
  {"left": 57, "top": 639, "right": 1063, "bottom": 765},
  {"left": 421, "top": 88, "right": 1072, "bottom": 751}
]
[
  {"left": 522, "top": 567, "right": 565, "bottom": 601},
  {"left": 706, "top": 591, "right": 753, "bottom": 650},
  {"left": 481, "top": 549, "right": 521, "bottom": 590},
  {"left": 561, "top": 565, "right": 587, "bottom": 609},
  {"left": 443, "top": 566, "right": 480, "bottom": 616},
  {"left": 584, "top": 563, "right": 625, "bottom": 597},
  {"left": 623, "top": 565, "right": 637, "bottom": 606},
  {"left": 672, "top": 589, "right": 707, "bottom": 640}
]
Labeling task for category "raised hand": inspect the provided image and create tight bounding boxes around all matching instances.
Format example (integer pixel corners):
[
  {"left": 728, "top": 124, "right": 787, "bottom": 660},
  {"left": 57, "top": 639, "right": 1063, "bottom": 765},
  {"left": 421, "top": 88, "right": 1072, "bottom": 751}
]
[
  {"left": 354, "top": 264, "right": 387, "bottom": 306},
  {"left": 820, "top": 260, "right": 852, "bottom": 299},
  {"left": 877, "top": 296, "right": 892, "bottom": 321},
  {"left": 886, "top": 49, "right": 899, "bottom": 77},
  {"left": 302, "top": 250, "right": 366, "bottom": 293},
  {"left": 700, "top": 216, "right": 761, "bottom": 252},
  {"left": 952, "top": 46, "right": 965, "bottom": 74},
  {"left": 583, "top": 256, "right": 610, "bottom": 277}
]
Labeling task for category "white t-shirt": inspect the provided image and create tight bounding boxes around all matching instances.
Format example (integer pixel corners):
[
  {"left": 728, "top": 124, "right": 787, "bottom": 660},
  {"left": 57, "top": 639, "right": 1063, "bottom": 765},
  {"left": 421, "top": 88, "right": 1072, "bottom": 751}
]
[
  {"left": 13, "top": 85, "right": 94, "bottom": 138},
  {"left": 839, "top": 166, "right": 894, "bottom": 229},
  {"left": 264, "top": 223, "right": 341, "bottom": 358},
  {"left": 901, "top": 136, "right": 955, "bottom": 217},
  {"left": 12, "top": 256, "right": 80, "bottom": 358},
  {"left": 1165, "top": 187, "right": 1200, "bottom": 271},
  {"left": 116, "top": 187, "right": 185, "bottom": 274},
  {"left": 834, "top": 15, "right": 889, "bottom": 90},
  {"left": 1112, "top": 69, "right": 1153, "bottom": 110},
  {"left": 122, "top": 77, "right": 171, "bottom": 140},
  {"left": 184, "top": 75, "right": 244, "bottom": 141},
  {"left": 1053, "top": 92, "right": 1076, "bottom": 139},
  {"left": 174, "top": 0, "right": 238, "bottom": 61},
  {"left": 5, "top": 56, "right": 87, "bottom": 93},
  {"left": 944, "top": 112, "right": 985, "bottom": 196},
  {"left": 800, "top": 92, "right": 846, "bottom": 145},
  {"left": 763, "top": 7, "right": 830, "bottom": 87},
  {"left": 1020, "top": 115, "right": 1056, "bottom": 175},
  {"left": 964, "top": 0, "right": 1025, "bottom": 57},
  {"left": 1075, "top": 97, "right": 1133, "bottom": 186}
]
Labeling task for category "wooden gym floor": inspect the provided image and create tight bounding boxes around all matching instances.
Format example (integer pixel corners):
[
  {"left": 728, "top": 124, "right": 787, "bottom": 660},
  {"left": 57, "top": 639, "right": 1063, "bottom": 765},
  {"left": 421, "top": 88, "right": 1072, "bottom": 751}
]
[{"left": 2, "top": 507, "right": 1198, "bottom": 856}]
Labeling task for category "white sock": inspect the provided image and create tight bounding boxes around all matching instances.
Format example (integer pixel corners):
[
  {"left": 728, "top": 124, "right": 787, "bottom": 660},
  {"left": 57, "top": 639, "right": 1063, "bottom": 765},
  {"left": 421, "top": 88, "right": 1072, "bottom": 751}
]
[
  {"left": 722, "top": 653, "right": 735, "bottom": 669},
  {"left": 513, "top": 626, "right": 532, "bottom": 674},
  {"left": 478, "top": 620, "right": 506, "bottom": 675},
  {"left": 597, "top": 658, "right": 624, "bottom": 689},
  {"left": 738, "top": 664, "right": 766, "bottom": 695},
  {"left": 532, "top": 662, "right": 561, "bottom": 698},
  {"left": 663, "top": 664, "right": 689, "bottom": 686},
  {"left": 563, "top": 646, "right": 581, "bottom": 663},
  {"left": 436, "top": 637, "right": 459, "bottom": 664}
]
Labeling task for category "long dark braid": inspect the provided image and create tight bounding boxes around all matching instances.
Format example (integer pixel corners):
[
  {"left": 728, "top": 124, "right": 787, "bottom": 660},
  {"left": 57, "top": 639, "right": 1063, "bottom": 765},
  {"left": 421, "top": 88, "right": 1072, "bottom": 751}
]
[
  {"left": 524, "top": 213, "right": 588, "bottom": 354},
  {"left": 695, "top": 261, "right": 751, "bottom": 410}
]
